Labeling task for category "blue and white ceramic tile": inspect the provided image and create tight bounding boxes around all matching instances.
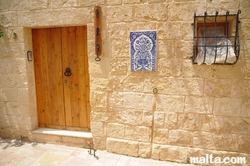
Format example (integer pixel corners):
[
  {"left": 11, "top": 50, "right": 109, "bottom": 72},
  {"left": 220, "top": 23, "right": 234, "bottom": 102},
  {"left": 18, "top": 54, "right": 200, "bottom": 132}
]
[{"left": 130, "top": 31, "right": 156, "bottom": 71}]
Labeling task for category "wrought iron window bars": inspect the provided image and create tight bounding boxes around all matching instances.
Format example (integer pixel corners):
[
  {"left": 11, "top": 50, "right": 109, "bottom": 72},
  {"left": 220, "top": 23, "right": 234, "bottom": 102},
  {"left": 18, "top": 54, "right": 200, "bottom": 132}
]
[{"left": 191, "top": 10, "right": 241, "bottom": 65}]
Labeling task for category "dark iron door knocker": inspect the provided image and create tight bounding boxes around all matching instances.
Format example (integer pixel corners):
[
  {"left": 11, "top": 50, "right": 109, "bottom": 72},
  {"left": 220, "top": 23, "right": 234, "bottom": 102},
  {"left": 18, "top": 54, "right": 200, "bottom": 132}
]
[{"left": 64, "top": 67, "right": 71, "bottom": 76}]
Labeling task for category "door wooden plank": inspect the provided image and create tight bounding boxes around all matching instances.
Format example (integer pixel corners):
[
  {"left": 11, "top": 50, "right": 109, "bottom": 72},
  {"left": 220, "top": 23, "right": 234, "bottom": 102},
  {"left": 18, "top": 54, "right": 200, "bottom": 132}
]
[
  {"left": 76, "top": 26, "right": 88, "bottom": 128},
  {"left": 61, "top": 27, "right": 73, "bottom": 127},
  {"left": 33, "top": 29, "right": 45, "bottom": 127}
]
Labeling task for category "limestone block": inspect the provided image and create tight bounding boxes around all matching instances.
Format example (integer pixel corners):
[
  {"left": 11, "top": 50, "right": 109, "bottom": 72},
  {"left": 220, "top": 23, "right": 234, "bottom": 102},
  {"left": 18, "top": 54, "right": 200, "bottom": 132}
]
[
  {"left": 154, "top": 112, "right": 164, "bottom": 128},
  {"left": 214, "top": 133, "right": 238, "bottom": 151},
  {"left": 158, "top": 58, "right": 181, "bottom": 77},
  {"left": 169, "top": 130, "right": 193, "bottom": 147},
  {"left": 134, "top": 4, "right": 167, "bottom": 21},
  {"left": 0, "top": 114, "right": 9, "bottom": 127},
  {"left": 231, "top": 79, "right": 250, "bottom": 98},
  {"left": 18, "top": 88, "right": 29, "bottom": 103},
  {"left": 168, "top": 2, "right": 205, "bottom": 21},
  {"left": 106, "top": 0, "right": 122, "bottom": 5},
  {"left": 181, "top": 60, "right": 214, "bottom": 78},
  {"left": 177, "top": 113, "right": 202, "bottom": 131},
  {"left": 3, "top": 73, "right": 27, "bottom": 88},
  {"left": 29, "top": 0, "right": 50, "bottom": 10},
  {"left": 224, "top": 117, "right": 250, "bottom": 135},
  {"left": 110, "top": 39, "right": 129, "bottom": 58},
  {"left": 0, "top": 102, "right": 7, "bottom": 115},
  {"left": 238, "top": 135, "right": 250, "bottom": 153},
  {"left": 157, "top": 40, "right": 175, "bottom": 59},
  {"left": 106, "top": 138, "right": 139, "bottom": 157},
  {"left": 0, "top": 12, "right": 17, "bottom": 27},
  {"left": 91, "top": 122, "right": 104, "bottom": 137},
  {"left": 164, "top": 112, "right": 178, "bottom": 130},
  {"left": 204, "top": 78, "right": 232, "bottom": 97},
  {"left": 213, "top": 62, "right": 247, "bottom": 79},
  {"left": 124, "top": 0, "right": 145, "bottom": 4},
  {"left": 123, "top": 92, "right": 154, "bottom": 111},
  {"left": 108, "top": 92, "right": 124, "bottom": 108},
  {"left": 153, "top": 128, "right": 168, "bottom": 144},
  {"left": 160, "top": 145, "right": 188, "bottom": 163},
  {"left": 110, "top": 57, "right": 128, "bottom": 75},
  {"left": 206, "top": 1, "right": 239, "bottom": 15},
  {"left": 240, "top": 0, "right": 250, "bottom": 19},
  {"left": 90, "top": 91, "right": 107, "bottom": 108},
  {"left": 161, "top": 78, "right": 203, "bottom": 96},
  {"left": 157, "top": 22, "right": 183, "bottom": 40},
  {"left": 108, "top": 23, "right": 128, "bottom": 40},
  {"left": 175, "top": 41, "right": 192, "bottom": 59},
  {"left": 93, "top": 136, "right": 106, "bottom": 150},
  {"left": 242, "top": 98, "right": 250, "bottom": 117},
  {"left": 79, "top": 0, "right": 105, "bottom": 6},
  {"left": 200, "top": 115, "right": 224, "bottom": 133},
  {"left": 116, "top": 109, "right": 142, "bottom": 126},
  {"left": 139, "top": 142, "right": 151, "bottom": 158},
  {"left": 17, "top": 8, "right": 92, "bottom": 27},
  {"left": 142, "top": 111, "right": 153, "bottom": 127},
  {"left": 13, "top": 58, "right": 26, "bottom": 74},
  {"left": 1, "top": 88, "right": 18, "bottom": 101},
  {"left": 106, "top": 6, "right": 133, "bottom": 23},
  {"left": 213, "top": 98, "right": 241, "bottom": 116},
  {"left": 6, "top": 102, "right": 19, "bottom": 116},
  {"left": 241, "top": 19, "right": 250, "bottom": 39},
  {"left": 91, "top": 111, "right": 115, "bottom": 122},
  {"left": 123, "top": 76, "right": 145, "bottom": 92},
  {"left": 129, "top": 22, "right": 157, "bottom": 32},
  {"left": 193, "top": 131, "right": 215, "bottom": 149},
  {"left": 90, "top": 76, "right": 110, "bottom": 91},
  {"left": 184, "top": 96, "right": 213, "bottom": 114},
  {"left": 125, "top": 125, "right": 151, "bottom": 142},
  {"left": 51, "top": 0, "right": 78, "bottom": 8},
  {"left": 151, "top": 144, "right": 160, "bottom": 160},
  {"left": 107, "top": 123, "right": 124, "bottom": 138},
  {"left": 156, "top": 95, "right": 185, "bottom": 112}
]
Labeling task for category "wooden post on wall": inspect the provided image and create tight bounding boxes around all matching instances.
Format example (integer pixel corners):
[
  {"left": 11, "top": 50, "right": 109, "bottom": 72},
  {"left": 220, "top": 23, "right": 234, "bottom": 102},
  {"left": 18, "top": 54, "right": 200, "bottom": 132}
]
[{"left": 94, "top": 6, "right": 102, "bottom": 60}]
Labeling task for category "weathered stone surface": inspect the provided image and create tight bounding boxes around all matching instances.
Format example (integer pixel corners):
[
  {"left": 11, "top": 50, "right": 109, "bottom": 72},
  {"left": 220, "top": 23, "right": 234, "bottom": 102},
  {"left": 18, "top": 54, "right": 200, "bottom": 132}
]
[
  {"left": 158, "top": 58, "right": 181, "bottom": 76},
  {"left": 91, "top": 122, "right": 104, "bottom": 137},
  {"left": 107, "top": 123, "right": 124, "bottom": 139},
  {"left": 90, "top": 76, "right": 110, "bottom": 91},
  {"left": 164, "top": 112, "right": 178, "bottom": 130},
  {"left": 91, "top": 111, "right": 115, "bottom": 122},
  {"left": 242, "top": 98, "right": 250, "bottom": 117},
  {"left": 160, "top": 145, "right": 188, "bottom": 163},
  {"left": 1, "top": 88, "right": 18, "bottom": 101},
  {"left": 90, "top": 91, "right": 107, "bottom": 108},
  {"left": 116, "top": 109, "right": 142, "bottom": 126},
  {"left": 156, "top": 95, "right": 185, "bottom": 112},
  {"left": 139, "top": 142, "right": 151, "bottom": 158},
  {"left": 134, "top": 4, "right": 167, "bottom": 21},
  {"left": 169, "top": 130, "right": 193, "bottom": 147},
  {"left": 204, "top": 79, "right": 231, "bottom": 97},
  {"left": 93, "top": 136, "right": 106, "bottom": 150},
  {"left": 200, "top": 115, "right": 224, "bottom": 133},
  {"left": 123, "top": 93, "right": 154, "bottom": 111},
  {"left": 106, "top": 6, "right": 133, "bottom": 23},
  {"left": 224, "top": 117, "right": 250, "bottom": 135},
  {"left": 142, "top": 112, "right": 153, "bottom": 127},
  {"left": 154, "top": 112, "right": 165, "bottom": 128},
  {"left": 213, "top": 98, "right": 242, "bottom": 116},
  {"left": 110, "top": 57, "right": 128, "bottom": 75},
  {"left": 193, "top": 131, "right": 215, "bottom": 149},
  {"left": 184, "top": 96, "right": 213, "bottom": 114},
  {"left": 106, "top": 138, "right": 139, "bottom": 157},
  {"left": 153, "top": 128, "right": 168, "bottom": 144},
  {"left": 238, "top": 135, "right": 250, "bottom": 153},
  {"left": 178, "top": 113, "right": 202, "bottom": 131},
  {"left": 125, "top": 125, "right": 151, "bottom": 142},
  {"left": 108, "top": 92, "right": 124, "bottom": 108},
  {"left": 213, "top": 133, "right": 238, "bottom": 151},
  {"left": 151, "top": 144, "right": 160, "bottom": 160}
]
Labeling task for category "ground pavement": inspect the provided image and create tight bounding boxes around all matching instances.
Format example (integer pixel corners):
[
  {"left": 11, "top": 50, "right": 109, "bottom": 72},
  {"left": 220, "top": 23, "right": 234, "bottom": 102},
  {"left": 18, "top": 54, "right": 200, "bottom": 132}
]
[{"left": 0, "top": 138, "right": 195, "bottom": 166}]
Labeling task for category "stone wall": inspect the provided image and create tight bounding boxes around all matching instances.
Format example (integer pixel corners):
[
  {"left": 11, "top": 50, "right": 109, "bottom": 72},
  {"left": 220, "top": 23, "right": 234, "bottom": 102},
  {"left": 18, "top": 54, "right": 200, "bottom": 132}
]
[{"left": 0, "top": 0, "right": 249, "bottom": 164}]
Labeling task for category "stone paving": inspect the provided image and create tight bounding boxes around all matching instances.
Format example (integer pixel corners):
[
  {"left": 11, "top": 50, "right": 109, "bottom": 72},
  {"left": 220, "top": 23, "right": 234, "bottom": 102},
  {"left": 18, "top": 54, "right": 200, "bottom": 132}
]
[{"left": 0, "top": 138, "right": 195, "bottom": 166}]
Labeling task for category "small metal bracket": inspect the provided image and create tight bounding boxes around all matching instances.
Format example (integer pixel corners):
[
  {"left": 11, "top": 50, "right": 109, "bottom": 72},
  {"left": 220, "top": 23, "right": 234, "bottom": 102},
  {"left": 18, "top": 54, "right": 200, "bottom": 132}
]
[{"left": 87, "top": 141, "right": 98, "bottom": 159}]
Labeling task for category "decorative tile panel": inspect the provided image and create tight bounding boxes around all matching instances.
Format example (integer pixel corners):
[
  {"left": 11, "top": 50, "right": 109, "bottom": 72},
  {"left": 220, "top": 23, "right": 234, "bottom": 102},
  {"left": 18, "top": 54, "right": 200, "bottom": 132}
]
[{"left": 130, "top": 31, "right": 156, "bottom": 71}]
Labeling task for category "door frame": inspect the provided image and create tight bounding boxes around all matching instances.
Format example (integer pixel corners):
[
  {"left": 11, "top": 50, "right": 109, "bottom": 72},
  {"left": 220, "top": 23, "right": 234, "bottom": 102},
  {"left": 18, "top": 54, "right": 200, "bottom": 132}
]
[{"left": 24, "top": 25, "right": 91, "bottom": 132}]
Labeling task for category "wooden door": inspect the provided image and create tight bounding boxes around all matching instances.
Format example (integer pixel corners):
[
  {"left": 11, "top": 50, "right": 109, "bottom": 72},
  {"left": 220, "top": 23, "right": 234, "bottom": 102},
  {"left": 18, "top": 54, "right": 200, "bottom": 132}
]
[{"left": 33, "top": 26, "right": 90, "bottom": 131}]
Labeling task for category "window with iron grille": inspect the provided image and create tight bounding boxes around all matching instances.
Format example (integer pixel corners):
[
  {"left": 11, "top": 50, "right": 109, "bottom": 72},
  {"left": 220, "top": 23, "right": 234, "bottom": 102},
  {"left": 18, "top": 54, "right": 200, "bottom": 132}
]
[{"left": 191, "top": 10, "right": 241, "bottom": 65}]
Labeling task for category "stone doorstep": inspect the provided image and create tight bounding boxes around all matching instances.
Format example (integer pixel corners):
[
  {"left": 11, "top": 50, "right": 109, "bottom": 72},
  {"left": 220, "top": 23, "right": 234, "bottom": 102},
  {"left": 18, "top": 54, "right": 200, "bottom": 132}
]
[{"left": 31, "top": 128, "right": 93, "bottom": 148}]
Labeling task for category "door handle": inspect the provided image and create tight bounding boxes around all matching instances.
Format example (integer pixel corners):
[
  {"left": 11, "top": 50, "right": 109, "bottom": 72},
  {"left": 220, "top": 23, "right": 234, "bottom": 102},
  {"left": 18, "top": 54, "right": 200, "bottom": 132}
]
[{"left": 64, "top": 67, "right": 71, "bottom": 76}]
